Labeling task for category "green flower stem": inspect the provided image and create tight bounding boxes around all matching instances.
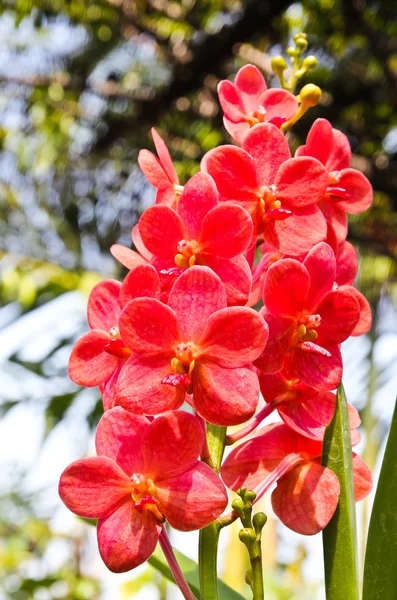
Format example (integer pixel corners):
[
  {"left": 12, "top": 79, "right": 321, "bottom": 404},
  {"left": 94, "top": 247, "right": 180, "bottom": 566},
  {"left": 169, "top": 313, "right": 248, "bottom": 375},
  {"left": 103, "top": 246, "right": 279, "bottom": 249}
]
[
  {"left": 248, "top": 553, "right": 265, "bottom": 600},
  {"left": 199, "top": 424, "right": 227, "bottom": 600}
]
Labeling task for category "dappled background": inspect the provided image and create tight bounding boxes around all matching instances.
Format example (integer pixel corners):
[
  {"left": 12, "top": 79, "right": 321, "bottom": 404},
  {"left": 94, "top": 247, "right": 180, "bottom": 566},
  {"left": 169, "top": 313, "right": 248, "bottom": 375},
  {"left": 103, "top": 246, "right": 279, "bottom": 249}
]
[{"left": 0, "top": 0, "right": 396, "bottom": 598}]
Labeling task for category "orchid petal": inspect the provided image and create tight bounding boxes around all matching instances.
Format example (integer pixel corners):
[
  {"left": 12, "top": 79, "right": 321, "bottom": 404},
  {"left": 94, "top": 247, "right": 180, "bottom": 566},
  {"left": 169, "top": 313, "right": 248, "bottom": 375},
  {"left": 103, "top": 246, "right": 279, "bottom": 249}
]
[
  {"left": 87, "top": 280, "right": 121, "bottom": 331},
  {"left": 69, "top": 330, "right": 118, "bottom": 386}
]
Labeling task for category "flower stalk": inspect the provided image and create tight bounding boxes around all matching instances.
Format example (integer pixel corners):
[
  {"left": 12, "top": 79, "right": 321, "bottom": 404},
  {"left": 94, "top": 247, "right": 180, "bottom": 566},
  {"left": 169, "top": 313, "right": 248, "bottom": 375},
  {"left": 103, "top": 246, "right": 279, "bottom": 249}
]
[
  {"left": 199, "top": 424, "right": 227, "bottom": 600},
  {"left": 159, "top": 526, "right": 197, "bottom": 600}
]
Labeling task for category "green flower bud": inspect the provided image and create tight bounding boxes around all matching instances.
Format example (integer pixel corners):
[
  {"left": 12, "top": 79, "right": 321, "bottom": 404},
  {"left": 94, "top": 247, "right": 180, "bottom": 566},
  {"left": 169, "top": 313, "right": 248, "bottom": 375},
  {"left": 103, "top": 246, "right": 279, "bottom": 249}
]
[
  {"left": 239, "top": 527, "right": 257, "bottom": 547},
  {"left": 271, "top": 55, "right": 288, "bottom": 73},
  {"left": 300, "top": 83, "right": 322, "bottom": 107},
  {"left": 287, "top": 47, "right": 299, "bottom": 57},
  {"left": 303, "top": 55, "right": 318, "bottom": 69},
  {"left": 232, "top": 498, "right": 245, "bottom": 513},
  {"left": 245, "top": 490, "right": 257, "bottom": 504},
  {"left": 253, "top": 512, "right": 268, "bottom": 535}
]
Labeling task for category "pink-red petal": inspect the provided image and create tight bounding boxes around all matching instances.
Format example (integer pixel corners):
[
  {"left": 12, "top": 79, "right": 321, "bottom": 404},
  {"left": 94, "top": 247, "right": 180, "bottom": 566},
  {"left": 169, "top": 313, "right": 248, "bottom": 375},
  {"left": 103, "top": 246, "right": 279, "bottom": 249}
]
[
  {"left": 202, "top": 145, "right": 258, "bottom": 202},
  {"left": 69, "top": 330, "right": 118, "bottom": 387},
  {"left": 176, "top": 171, "right": 218, "bottom": 240},
  {"left": 168, "top": 266, "right": 227, "bottom": 342},
  {"left": 275, "top": 157, "right": 329, "bottom": 208},
  {"left": 142, "top": 411, "right": 204, "bottom": 481},
  {"left": 198, "top": 306, "right": 268, "bottom": 367},
  {"left": 264, "top": 258, "right": 310, "bottom": 317},
  {"left": 59, "top": 456, "right": 131, "bottom": 518},
  {"left": 199, "top": 203, "right": 253, "bottom": 258},
  {"left": 95, "top": 407, "right": 149, "bottom": 476},
  {"left": 221, "top": 423, "right": 298, "bottom": 491},
  {"left": 303, "top": 242, "right": 336, "bottom": 310},
  {"left": 110, "top": 244, "right": 148, "bottom": 270},
  {"left": 340, "top": 286, "right": 372, "bottom": 335},
  {"left": 242, "top": 123, "right": 291, "bottom": 186},
  {"left": 315, "top": 288, "right": 360, "bottom": 345},
  {"left": 193, "top": 361, "right": 259, "bottom": 426},
  {"left": 87, "top": 280, "right": 121, "bottom": 331},
  {"left": 117, "top": 355, "right": 185, "bottom": 415},
  {"left": 120, "top": 264, "right": 161, "bottom": 307},
  {"left": 352, "top": 453, "right": 373, "bottom": 501},
  {"left": 155, "top": 461, "right": 228, "bottom": 531},
  {"left": 199, "top": 254, "right": 252, "bottom": 307},
  {"left": 139, "top": 205, "right": 183, "bottom": 258},
  {"left": 290, "top": 344, "right": 343, "bottom": 391},
  {"left": 97, "top": 499, "right": 161, "bottom": 573},
  {"left": 254, "top": 308, "right": 295, "bottom": 373},
  {"left": 261, "top": 88, "right": 298, "bottom": 122},
  {"left": 271, "top": 462, "right": 340, "bottom": 535},
  {"left": 119, "top": 298, "right": 180, "bottom": 356},
  {"left": 151, "top": 128, "right": 179, "bottom": 184},
  {"left": 263, "top": 205, "right": 327, "bottom": 256},
  {"left": 337, "top": 169, "right": 373, "bottom": 214}
]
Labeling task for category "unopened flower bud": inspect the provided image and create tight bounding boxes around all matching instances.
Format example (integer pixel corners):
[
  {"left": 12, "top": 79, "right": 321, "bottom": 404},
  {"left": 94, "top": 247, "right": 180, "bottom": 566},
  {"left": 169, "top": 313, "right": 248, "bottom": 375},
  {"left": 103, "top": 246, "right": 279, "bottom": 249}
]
[
  {"left": 239, "top": 527, "right": 257, "bottom": 547},
  {"left": 295, "top": 36, "right": 308, "bottom": 50},
  {"left": 300, "top": 84, "right": 322, "bottom": 107},
  {"left": 245, "top": 490, "right": 257, "bottom": 503},
  {"left": 303, "top": 55, "right": 318, "bottom": 69},
  {"left": 293, "top": 32, "right": 307, "bottom": 41},
  {"left": 253, "top": 512, "right": 268, "bottom": 535},
  {"left": 232, "top": 498, "right": 245, "bottom": 513},
  {"left": 287, "top": 46, "right": 299, "bottom": 57},
  {"left": 271, "top": 56, "right": 288, "bottom": 73}
]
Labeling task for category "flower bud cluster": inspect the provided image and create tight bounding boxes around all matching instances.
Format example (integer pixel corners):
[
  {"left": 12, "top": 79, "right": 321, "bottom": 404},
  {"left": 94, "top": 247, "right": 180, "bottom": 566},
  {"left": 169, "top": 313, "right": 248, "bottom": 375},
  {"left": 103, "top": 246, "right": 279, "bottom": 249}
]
[{"left": 59, "top": 58, "right": 373, "bottom": 573}]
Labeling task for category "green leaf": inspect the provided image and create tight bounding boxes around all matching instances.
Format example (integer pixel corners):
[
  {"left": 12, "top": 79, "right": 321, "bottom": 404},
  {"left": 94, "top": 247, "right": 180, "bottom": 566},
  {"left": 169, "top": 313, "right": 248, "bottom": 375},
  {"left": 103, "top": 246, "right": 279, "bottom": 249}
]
[
  {"left": 322, "top": 384, "right": 359, "bottom": 600},
  {"left": 148, "top": 546, "right": 245, "bottom": 600},
  {"left": 362, "top": 398, "right": 397, "bottom": 600}
]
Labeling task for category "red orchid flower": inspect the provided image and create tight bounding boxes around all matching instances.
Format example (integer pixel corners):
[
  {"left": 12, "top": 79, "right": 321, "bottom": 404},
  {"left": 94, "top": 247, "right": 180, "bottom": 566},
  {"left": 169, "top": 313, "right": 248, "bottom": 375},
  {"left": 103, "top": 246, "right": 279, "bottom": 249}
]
[
  {"left": 250, "top": 237, "right": 371, "bottom": 335},
  {"left": 138, "top": 171, "right": 254, "bottom": 306},
  {"left": 221, "top": 423, "right": 372, "bottom": 535},
  {"left": 138, "top": 128, "right": 183, "bottom": 208},
  {"left": 59, "top": 408, "right": 228, "bottom": 572},
  {"left": 69, "top": 265, "right": 162, "bottom": 409},
  {"left": 255, "top": 242, "right": 361, "bottom": 390},
  {"left": 116, "top": 266, "right": 269, "bottom": 426},
  {"left": 202, "top": 122, "right": 329, "bottom": 255},
  {"left": 258, "top": 370, "right": 361, "bottom": 441},
  {"left": 218, "top": 64, "right": 298, "bottom": 143},
  {"left": 296, "top": 118, "right": 373, "bottom": 240}
]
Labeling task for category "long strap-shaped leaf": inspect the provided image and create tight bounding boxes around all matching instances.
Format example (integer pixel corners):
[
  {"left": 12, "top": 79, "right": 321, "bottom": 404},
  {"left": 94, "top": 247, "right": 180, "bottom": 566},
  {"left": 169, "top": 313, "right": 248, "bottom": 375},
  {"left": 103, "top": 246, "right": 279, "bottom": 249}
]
[
  {"left": 322, "top": 384, "right": 359, "bottom": 600},
  {"left": 362, "top": 398, "right": 397, "bottom": 600},
  {"left": 148, "top": 546, "right": 245, "bottom": 600}
]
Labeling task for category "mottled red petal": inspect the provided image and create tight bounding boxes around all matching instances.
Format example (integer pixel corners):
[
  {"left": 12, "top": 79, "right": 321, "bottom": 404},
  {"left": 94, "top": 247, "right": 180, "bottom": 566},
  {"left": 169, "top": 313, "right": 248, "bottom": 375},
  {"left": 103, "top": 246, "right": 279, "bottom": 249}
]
[
  {"left": 119, "top": 298, "right": 180, "bottom": 356},
  {"left": 316, "top": 288, "right": 360, "bottom": 345},
  {"left": 168, "top": 266, "right": 227, "bottom": 342},
  {"left": 221, "top": 423, "right": 298, "bottom": 491},
  {"left": 243, "top": 123, "right": 291, "bottom": 185},
  {"left": 120, "top": 264, "right": 161, "bottom": 307},
  {"left": 340, "top": 286, "right": 372, "bottom": 335},
  {"left": 59, "top": 456, "right": 131, "bottom": 518},
  {"left": 193, "top": 361, "right": 259, "bottom": 426},
  {"left": 138, "top": 149, "right": 167, "bottom": 187},
  {"left": 327, "top": 128, "right": 351, "bottom": 171},
  {"left": 272, "top": 462, "right": 340, "bottom": 535},
  {"left": 335, "top": 240, "right": 358, "bottom": 286},
  {"left": 303, "top": 242, "right": 336, "bottom": 309},
  {"left": 337, "top": 169, "right": 373, "bottom": 213},
  {"left": 264, "top": 258, "right": 309, "bottom": 317},
  {"left": 290, "top": 344, "right": 343, "bottom": 391},
  {"left": 199, "top": 203, "right": 253, "bottom": 258},
  {"left": 254, "top": 308, "right": 295, "bottom": 373},
  {"left": 110, "top": 244, "right": 148, "bottom": 270},
  {"left": 199, "top": 254, "right": 252, "bottom": 307},
  {"left": 352, "top": 453, "right": 373, "bottom": 501},
  {"left": 198, "top": 306, "right": 268, "bottom": 367},
  {"left": 117, "top": 355, "right": 185, "bottom": 414},
  {"left": 97, "top": 499, "right": 161, "bottom": 573},
  {"left": 261, "top": 89, "right": 298, "bottom": 122},
  {"left": 264, "top": 205, "right": 327, "bottom": 256},
  {"left": 142, "top": 411, "right": 204, "bottom": 480},
  {"left": 95, "top": 407, "right": 149, "bottom": 475},
  {"left": 155, "top": 461, "right": 228, "bottom": 531},
  {"left": 69, "top": 330, "right": 118, "bottom": 386},
  {"left": 87, "top": 280, "right": 121, "bottom": 331},
  {"left": 218, "top": 80, "right": 247, "bottom": 123},
  {"left": 139, "top": 205, "right": 183, "bottom": 258},
  {"left": 296, "top": 119, "right": 334, "bottom": 166},
  {"left": 235, "top": 64, "right": 267, "bottom": 111},
  {"left": 176, "top": 172, "right": 218, "bottom": 240},
  {"left": 276, "top": 157, "right": 329, "bottom": 208},
  {"left": 151, "top": 128, "right": 179, "bottom": 184},
  {"left": 201, "top": 145, "right": 258, "bottom": 202}
]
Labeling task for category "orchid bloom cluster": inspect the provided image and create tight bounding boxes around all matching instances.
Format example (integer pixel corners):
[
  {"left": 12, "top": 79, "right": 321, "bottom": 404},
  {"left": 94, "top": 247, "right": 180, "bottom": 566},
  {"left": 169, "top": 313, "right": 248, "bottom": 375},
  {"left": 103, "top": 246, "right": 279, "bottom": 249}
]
[{"left": 60, "top": 53, "right": 374, "bottom": 582}]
